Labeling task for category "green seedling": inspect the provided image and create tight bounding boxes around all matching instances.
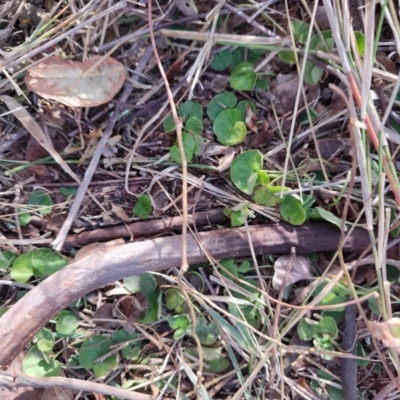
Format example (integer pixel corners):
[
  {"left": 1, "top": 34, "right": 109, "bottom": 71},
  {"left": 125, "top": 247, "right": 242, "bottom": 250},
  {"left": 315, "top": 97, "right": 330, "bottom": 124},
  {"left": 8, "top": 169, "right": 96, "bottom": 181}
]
[
  {"left": 297, "top": 316, "right": 338, "bottom": 360},
  {"left": 133, "top": 194, "right": 152, "bottom": 219}
]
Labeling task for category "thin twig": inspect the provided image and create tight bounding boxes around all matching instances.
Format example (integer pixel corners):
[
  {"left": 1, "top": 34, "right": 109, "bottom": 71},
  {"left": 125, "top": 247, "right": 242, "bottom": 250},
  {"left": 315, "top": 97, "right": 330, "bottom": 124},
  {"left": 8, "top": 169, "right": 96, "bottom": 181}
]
[
  {"left": 52, "top": 84, "right": 133, "bottom": 250},
  {"left": 0, "top": 373, "right": 155, "bottom": 400}
]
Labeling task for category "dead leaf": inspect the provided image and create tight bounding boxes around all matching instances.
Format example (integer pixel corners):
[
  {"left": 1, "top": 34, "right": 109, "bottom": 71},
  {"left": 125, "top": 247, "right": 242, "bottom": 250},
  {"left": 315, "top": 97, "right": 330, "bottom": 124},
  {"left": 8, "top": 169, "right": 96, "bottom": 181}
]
[
  {"left": 376, "top": 54, "right": 398, "bottom": 75},
  {"left": 111, "top": 205, "right": 131, "bottom": 222},
  {"left": 245, "top": 103, "right": 258, "bottom": 133},
  {"left": 42, "top": 387, "right": 74, "bottom": 400},
  {"left": 312, "top": 137, "right": 347, "bottom": 160},
  {"left": 25, "top": 56, "right": 127, "bottom": 108},
  {"left": 270, "top": 74, "right": 305, "bottom": 116},
  {"left": 272, "top": 254, "right": 312, "bottom": 291},
  {"left": 176, "top": 0, "right": 198, "bottom": 17},
  {"left": 93, "top": 303, "right": 119, "bottom": 329},
  {"left": 369, "top": 318, "right": 400, "bottom": 354}
]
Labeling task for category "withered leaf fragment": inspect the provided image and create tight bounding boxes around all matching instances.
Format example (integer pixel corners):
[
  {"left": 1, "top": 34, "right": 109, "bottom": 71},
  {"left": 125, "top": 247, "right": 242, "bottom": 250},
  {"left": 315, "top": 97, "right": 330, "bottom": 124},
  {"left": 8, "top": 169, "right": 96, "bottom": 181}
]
[{"left": 25, "top": 55, "right": 127, "bottom": 108}]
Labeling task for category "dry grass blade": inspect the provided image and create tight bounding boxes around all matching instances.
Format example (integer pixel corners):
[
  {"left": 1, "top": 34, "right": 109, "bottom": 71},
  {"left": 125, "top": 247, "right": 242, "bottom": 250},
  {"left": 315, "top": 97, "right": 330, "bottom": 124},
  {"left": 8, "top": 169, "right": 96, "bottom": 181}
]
[{"left": 0, "top": 95, "right": 79, "bottom": 180}]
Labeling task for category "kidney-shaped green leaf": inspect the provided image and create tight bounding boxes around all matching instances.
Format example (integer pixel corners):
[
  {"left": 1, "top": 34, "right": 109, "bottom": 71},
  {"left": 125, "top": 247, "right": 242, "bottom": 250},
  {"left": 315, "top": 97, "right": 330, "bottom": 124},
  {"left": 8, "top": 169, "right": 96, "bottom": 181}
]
[
  {"left": 213, "top": 109, "right": 247, "bottom": 145},
  {"left": 207, "top": 92, "right": 237, "bottom": 121},
  {"left": 229, "top": 62, "right": 257, "bottom": 90},
  {"left": 230, "top": 150, "right": 263, "bottom": 195},
  {"left": 280, "top": 194, "right": 307, "bottom": 225}
]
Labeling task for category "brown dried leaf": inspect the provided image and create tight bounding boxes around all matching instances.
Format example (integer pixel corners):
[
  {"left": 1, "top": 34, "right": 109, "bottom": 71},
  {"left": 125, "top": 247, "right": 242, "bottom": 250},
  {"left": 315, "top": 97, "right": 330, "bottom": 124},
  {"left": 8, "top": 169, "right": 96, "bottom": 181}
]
[
  {"left": 272, "top": 254, "right": 312, "bottom": 291},
  {"left": 25, "top": 56, "right": 127, "bottom": 108},
  {"left": 270, "top": 74, "right": 304, "bottom": 116},
  {"left": 245, "top": 103, "right": 258, "bottom": 133},
  {"left": 111, "top": 204, "right": 131, "bottom": 222},
  {"left": 42, "top": 387, "right": 74, "bottom": 400},
  {"left": 369, "top": 318, "right": 400, "bottom": 354}
]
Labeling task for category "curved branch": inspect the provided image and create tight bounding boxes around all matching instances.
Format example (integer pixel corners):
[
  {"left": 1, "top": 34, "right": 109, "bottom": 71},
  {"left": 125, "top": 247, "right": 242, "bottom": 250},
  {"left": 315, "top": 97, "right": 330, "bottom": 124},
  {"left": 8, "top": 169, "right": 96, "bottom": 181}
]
[{"left": 0, "top": 223, "right": 370, "bottom": 367}]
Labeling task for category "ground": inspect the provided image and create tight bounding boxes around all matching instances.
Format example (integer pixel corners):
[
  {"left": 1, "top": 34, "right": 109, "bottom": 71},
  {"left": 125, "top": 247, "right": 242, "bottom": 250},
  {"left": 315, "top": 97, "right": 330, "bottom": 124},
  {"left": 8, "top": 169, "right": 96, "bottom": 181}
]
[{"left": 0, "top": 1, "right": 400, "bottom": 399}]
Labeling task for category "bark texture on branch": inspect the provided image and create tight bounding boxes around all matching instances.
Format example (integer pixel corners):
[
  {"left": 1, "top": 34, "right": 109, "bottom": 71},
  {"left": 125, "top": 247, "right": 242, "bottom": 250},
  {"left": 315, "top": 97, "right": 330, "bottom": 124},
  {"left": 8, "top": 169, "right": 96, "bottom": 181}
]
[{"left": 0, "top": 222, "right": 370, "bottom": 367}]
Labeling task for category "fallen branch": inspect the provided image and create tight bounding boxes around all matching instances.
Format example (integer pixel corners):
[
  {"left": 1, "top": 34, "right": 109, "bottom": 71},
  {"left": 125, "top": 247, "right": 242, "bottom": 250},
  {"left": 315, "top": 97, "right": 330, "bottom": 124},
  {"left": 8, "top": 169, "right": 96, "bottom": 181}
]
[
  {"left": 0, "top": 222, "right": 370, "bottom": 367},
  {"left": 0, "top": 372, "right": 155, "bottom": 400}
]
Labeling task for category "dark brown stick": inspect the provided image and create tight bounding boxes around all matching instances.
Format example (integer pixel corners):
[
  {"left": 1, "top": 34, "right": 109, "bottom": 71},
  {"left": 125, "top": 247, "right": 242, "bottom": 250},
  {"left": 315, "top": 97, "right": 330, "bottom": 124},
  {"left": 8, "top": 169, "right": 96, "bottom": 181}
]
[
  {"left": 341, "top": 302, "right": 358, "bottom": 400},
  {"left": 63, "top": 209, "right": 227, "bottom": 249},
  {"left": 0, "top": 222, "right": 370, "bottom": 367}
]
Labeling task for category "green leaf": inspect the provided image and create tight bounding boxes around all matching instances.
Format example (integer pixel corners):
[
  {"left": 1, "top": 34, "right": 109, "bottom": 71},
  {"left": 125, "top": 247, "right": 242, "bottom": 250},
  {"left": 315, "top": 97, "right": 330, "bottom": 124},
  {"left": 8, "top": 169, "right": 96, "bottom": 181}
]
[
  {"left": 170, "top": 132, "right": 196, "bottom": 163},
  {"left": 238, "top": 260, "right": 251, "bottom": 273},
  {"left": 220, "top": 258, "right": 238, "bottom": 277},
  {"left": 303, "top": 61, "right": 323, "bottom": 85},
  {"left": 79, "top": 335, "right": 111, "bottom": 369},
  {"left": 22, "top": 345, "right": 61, "bottom": 377},
  {"left": 178, "top": 101, "right": 202, "bottom": 120},
  {"left": 37, "top": 328, "right": 54, "bottom": 352},
  {"left": 11, "top": 249, "right": 65, "bottom": 282},
  {"left": 169, "top": 314, "right": 191, "bottom": 339},
  {"left": 297, "top": 318, "right": 319, "bottom": 341},
  {"left": 18, "top": 207, "right": 31, "bottom": 226},
  {"left": 207, "top": 92, "right": 237, "bottom": 121},
  {"left": 133, "top": 194, "right": 152, "bottom": 219},
  {"left": 229, "top": 62, "right": 257, "bottom": 91},
  {"left": 231, "top": 48, "right": 244, "bottom": 66},
  {"left": 31, "top": 249, "right": 68, "bottom": 277},
  {"left": 27, "top": 190, "right": 53, "bottom": 215},
  {"left": 254, "top": 78, "right": 269, "bottom": 90},
  {"left": 236, "top": 100, "right": 256, "bottom": 120},
  {"left": 203, "top": 352, "right": 230, "bottom": 373},
  {"left": 210, "top": 48, "right": 233, "bottom": 71},
  {"left": 60, "top": 187, "right": 78, "bottom": 196},
  {"left": 327, "top": 386, "right": 345, "bottom": 400},
  {"left": 56, "top": 310, "right": 80, "bottom": 335},
  {"left": 280, "top": 194, "right": 307, "bottom": 225},
  {"left": 253, "top": 186, "right": 285, "bottom": 206},
  {"left": 93, "top": 354, "right": 117, "bottom": 378},
  {"left": 278, "top": 50, "right": 296, "bottom": 65},
  {"left": 187, "top": 347, "right": 230, "bottom": 373},
  {"left": 227, "top": 204, "right": 249, "bottom": 227},
  {"left": 185, "top": 116, "right": 203, "bottom": 135},
  {"left": 300, "top": 107, "right": 318, "bottom": 125},
  {"left": 196, "top": 317, "right": 220, "bottom": 345},
  {"left": 311, "top": 206, "right": 346, "bottom": 231},
  {"left": 291, "top": 20, "right": 310, "bottom": 44},
  {"left": 163, "top": 114, "right": 176, "bottom": 132},
  {"left": 193, "top": 134, "right": 206, "bottom": 156},
  {"left": 111, "top": 329, "right": 138, "bottom": 345},
  {"left": 166, "top": 288, "right": 188, "bottom": 313},
  {"left": 169, "top": 314, "right": 191, "bottom": 330},
  {"left": 309, "top": 31, "right": 334, "bottom": 52},
  {"left": 247, "top": 48, "right": 263, "bottom": 64},
  {"left": 0, "top": 250, "right": 17, "bottom": 270},
  {"left": 230, "top": 150, "right": 263, "bottom": 195},
  {"left": 319, "top": 316, "right": 338, "bottom": 339},
  {"left": 137, "top": 288, "right": 161, "bottom": 324},
  {"left": 10, "top": 253, "right": 34, "bottom": 283},
  {"left": 124, "top": 273, "right": 157, "bottom": 295},
  {"left": 121, "top": 345, "right": 141, "bottom": 361},
  {"left": 368, "top": 297, "right": 381, "bottom": 315},
  {"left": 387, "top": 265, "right": 400, "bottom": 283},
  {"left": 356, "top": 343, "right": 369, "bottom": 367},
  {"left": 213, "top": 109, "right": 247, "bottom": 145},
  {"left": 354, "top": 31, "right": 365, "bottom": 56}
]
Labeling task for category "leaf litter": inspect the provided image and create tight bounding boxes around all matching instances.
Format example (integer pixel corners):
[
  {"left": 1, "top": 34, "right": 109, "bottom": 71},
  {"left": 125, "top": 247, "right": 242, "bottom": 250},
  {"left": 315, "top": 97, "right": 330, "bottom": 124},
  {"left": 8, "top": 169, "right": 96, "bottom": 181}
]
[{"left": 0, "top": 0, "right": 399, "bottom": 399}]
